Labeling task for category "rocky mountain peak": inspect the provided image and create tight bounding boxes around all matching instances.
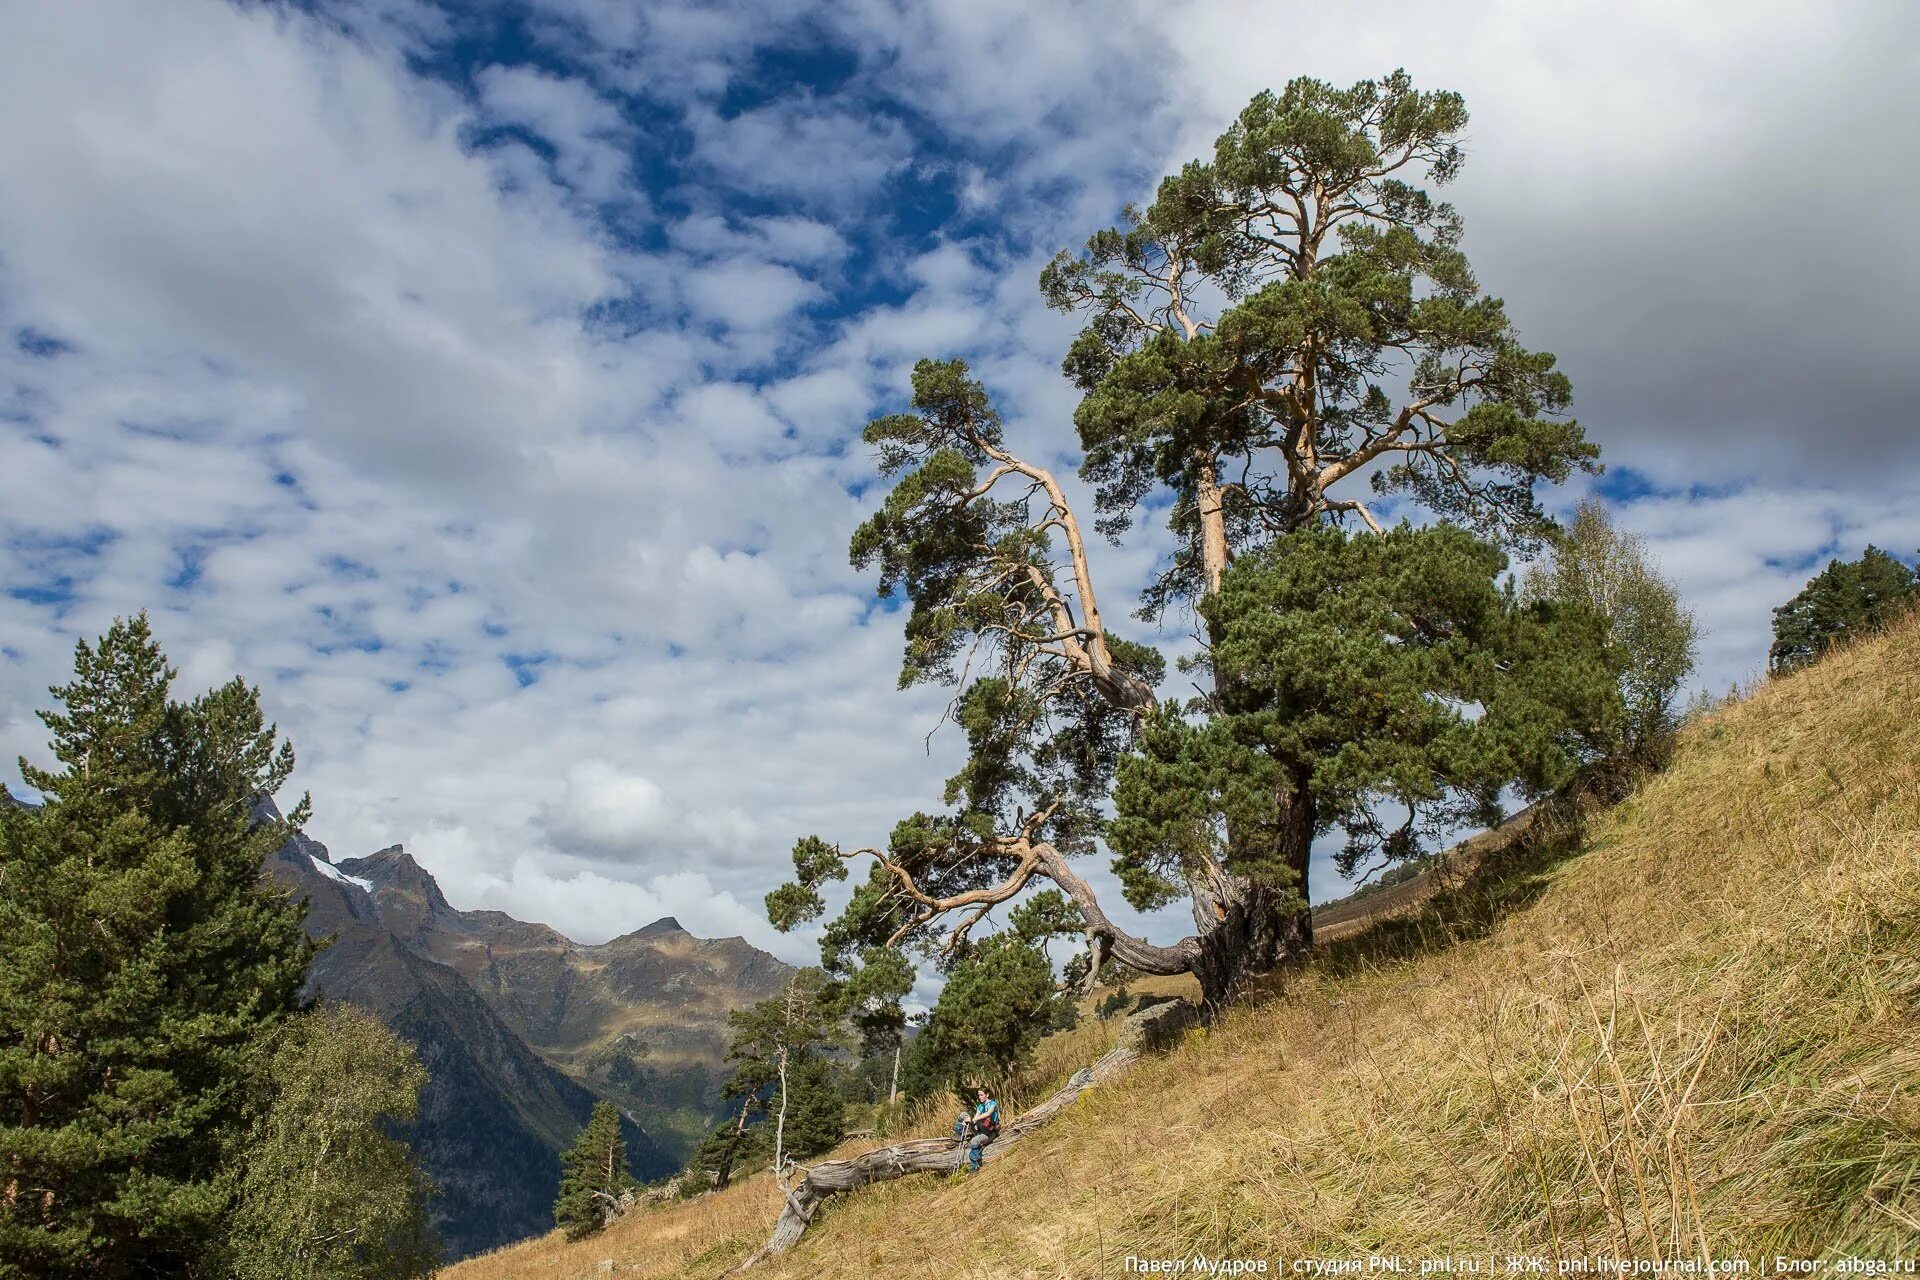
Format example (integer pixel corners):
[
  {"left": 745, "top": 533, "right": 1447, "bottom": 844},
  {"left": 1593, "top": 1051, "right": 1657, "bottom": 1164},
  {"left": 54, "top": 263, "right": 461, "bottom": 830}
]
[{"left": 339, "top": 845, "right": 451, "bottom": 913}]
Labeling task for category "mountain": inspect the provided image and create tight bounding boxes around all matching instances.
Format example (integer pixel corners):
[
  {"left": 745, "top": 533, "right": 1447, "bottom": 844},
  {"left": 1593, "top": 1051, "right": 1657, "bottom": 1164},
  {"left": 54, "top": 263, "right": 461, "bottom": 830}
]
[
  {"left": 336, "top": 846, "right": 794, "bottom": 1157},
  {"left": 266, "top": 823, "right": 677, "bottom": 1260}
]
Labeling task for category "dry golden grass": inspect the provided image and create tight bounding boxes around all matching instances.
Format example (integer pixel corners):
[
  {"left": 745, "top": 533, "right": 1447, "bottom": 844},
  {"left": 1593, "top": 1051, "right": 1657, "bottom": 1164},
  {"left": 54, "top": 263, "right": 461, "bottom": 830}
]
[{"left": 447, "top": 612, "right": 1920, "bottom": 1278}]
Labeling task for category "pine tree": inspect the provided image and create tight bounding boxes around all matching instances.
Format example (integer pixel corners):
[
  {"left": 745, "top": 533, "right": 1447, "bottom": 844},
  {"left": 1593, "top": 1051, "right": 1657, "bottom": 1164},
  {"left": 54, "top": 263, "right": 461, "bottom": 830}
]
[
  {"left": 770, "top": 74, "right": 1606, "bottom": 1006},
  {"left": 687, "top": 1109, "right": 768, "bottom": 1192},
  {"left": 718, "top": 970, "right": 846, "bottom": 1184},
  {"left": 774, "top": 1055, "right": 846, "bottom": 1162},
  {"left": 1770, "top": 546, "right": 1918, "bottom": 673},
  {"left": 222, "top": 1004, "right": 436, "bottom": 1280},
  {"left": 0, "top": 616, "right": 315, "bottom": 1278},
  {"left": 553, "top": 1102, "right": 632, "bottom": 1241},
  {"left": 1111, "top": 525, "right": 1618, "bottom": 894},
  {"left": 919, "top": 935, "right": 1064, "bottom": 1093}
]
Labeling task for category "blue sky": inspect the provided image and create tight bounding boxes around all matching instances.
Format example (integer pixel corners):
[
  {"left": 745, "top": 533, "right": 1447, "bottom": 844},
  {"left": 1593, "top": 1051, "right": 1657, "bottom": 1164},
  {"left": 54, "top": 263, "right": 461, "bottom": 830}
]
[{"left": 2, "top": 0, "right": 1917, "bottom": 967}]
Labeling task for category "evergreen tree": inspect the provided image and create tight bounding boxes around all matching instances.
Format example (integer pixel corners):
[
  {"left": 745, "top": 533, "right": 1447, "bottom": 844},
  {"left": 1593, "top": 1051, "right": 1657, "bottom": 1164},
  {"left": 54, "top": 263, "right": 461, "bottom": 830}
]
[
  {"left": 552, "top": 1101, "right": 632, "bottom": 1241},
  {"left": 717, "top": 970, "right": 847, "bottom": 1182},
  {"left": 1522, "top": 500, "right": 1698, "bottom": 765},
  {"left": 1115, "top": 526, "right": 1616, "bottom": 897},
  {"left": 919, "top": 935, "right": 1065, "bottom": 1093},
  {"left": 770, "top": 73, "right": 1603, "bottom": 1007},
  {"left": 222, "top": 1004, "right": 436, "bottom": 1280},
  {"left": 687, "top": 1110, "right": 768, "bottom": 1192},
  {"left": 0, "top": 616, "right": 315, "bottom": 1278},
  {"left": 1770, "top": 545, "right": 1918, "bottom": 673},
  {"left": 774, "top": 1054, "right": 846, "bottom": 1162}
]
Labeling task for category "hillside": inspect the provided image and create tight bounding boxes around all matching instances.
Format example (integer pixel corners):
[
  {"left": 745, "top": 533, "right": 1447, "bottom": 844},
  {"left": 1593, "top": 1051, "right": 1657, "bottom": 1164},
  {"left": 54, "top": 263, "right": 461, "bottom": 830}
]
[{"left": 448, "top": 610, "right": 1920, "bottom": 1277}]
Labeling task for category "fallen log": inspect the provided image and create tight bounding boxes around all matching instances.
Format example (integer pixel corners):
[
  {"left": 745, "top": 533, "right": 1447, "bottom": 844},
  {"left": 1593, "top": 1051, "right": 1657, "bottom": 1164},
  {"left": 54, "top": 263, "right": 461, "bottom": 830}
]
[{"left": 732, "top": 998, "right": 1197, "bottom": 1272}]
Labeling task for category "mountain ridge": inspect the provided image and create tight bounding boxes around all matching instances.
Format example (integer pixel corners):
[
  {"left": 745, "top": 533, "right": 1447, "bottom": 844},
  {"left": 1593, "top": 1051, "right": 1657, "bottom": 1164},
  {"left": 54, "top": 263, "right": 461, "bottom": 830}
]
[
  {"left": 330, "top": 843, "right": 793, "bottom": 1157},
  {"left": 261, "top": 808, "right": 793, "bottom": 1257}
]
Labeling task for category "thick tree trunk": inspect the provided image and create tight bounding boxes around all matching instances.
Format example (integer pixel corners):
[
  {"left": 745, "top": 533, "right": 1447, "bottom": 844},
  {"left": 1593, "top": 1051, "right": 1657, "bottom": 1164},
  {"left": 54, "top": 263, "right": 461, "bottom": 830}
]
[
  {"left": 1190, "top": 879, "right": 1304, "bottom": 1008},
  {"left": 1187, "top": 769, "right": 1316, "bottom": 1007},
  {"left": 732, "top": 1000, "right": 1197, "bottom": 1272}
]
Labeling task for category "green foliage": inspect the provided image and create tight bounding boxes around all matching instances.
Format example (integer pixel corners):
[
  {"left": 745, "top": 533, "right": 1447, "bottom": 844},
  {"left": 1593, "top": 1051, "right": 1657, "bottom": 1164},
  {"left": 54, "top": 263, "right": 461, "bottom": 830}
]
[
  {"left": 0, "top": 616, "right": 315, "bottom": 1279},
  {"left": 1770, "top": 545, "right": 1917, "bottom": 674},
  {"left": 686, "top": 1111, "right": 768, "bottom": 1191},
  {"left": 1113, "top": 526, "right": 1619, "bottom": 886},
  {"left": 1522, "top": 499, "right": 1699, "bottom": 764},
  {"left": 1006, "top": 888, "right": 1083, "bottom": 948},
  {"left": 918, "top": 935, "right": 1069, "bottom": 1092},
  {"left": 221, "top": 1004, "right": 435, "bottom": 1280},
  {"left": 1046, "top": 70, "right": 1595, "bottom": 609},
  {"left": 553, "top": 1102, "right": 632, "bottom": 1241},
  {"left": 693, "top": 972, "right": 857, "bottom": 1188},
  {"left": 829, "top": 946, "right": 915, "bottom": 1057},
  {"left": 722, "top": 969, "right": 844, "bottom": 1089},
  {"left": 719, "top": 970, "right": 850, "bottom": 1174},
  {"left": 777, "top": 1054, "right": 848, "bottom": 1161},
  {"left": 840, "top": 359, "right": 1160, "bottom": 846}
]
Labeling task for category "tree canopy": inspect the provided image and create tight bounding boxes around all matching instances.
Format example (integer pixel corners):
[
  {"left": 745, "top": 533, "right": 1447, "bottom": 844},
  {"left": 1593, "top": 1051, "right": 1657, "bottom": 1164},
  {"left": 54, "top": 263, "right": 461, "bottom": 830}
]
[
  {"left": 1770, "top": 545, "right": 1917, "bottom": 674},
  {"left": 1521, "top": 499, "right": 1698, "bottom": 766},
  {"left": 770, "top": 71, "right": 1608, "bottom": 1008},
  {"left": 916, "top": 933, "right": 1071, "bottom": 1094},
  {"left": 553, "top": 1102, "right": 633, "bottom": 1241},
  {"left": 694, "top": 970, "right": 850, "bottom": 1190},
  {"left": 222, "top": 1004, "right": 436, "bottom": 1280},
  {"left": 1115, "top": 524, "right": 1616, "bottom": 897}
]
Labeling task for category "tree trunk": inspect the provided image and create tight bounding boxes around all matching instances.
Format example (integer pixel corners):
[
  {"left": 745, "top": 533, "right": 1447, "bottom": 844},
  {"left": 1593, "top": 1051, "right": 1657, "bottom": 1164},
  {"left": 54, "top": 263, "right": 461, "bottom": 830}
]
[
  {"left": 772, "top": 1047, "right": 789, "bottom": 1183},
  {"left": 1189, "top": 879, "right": 1302, "bottom": 1008},
  {"left": 1187, "top": 768, "right": 1316, "bottom": 1006},
  {"left": 732, "top": 1000, "right": 1198, "bottom": 1272}
]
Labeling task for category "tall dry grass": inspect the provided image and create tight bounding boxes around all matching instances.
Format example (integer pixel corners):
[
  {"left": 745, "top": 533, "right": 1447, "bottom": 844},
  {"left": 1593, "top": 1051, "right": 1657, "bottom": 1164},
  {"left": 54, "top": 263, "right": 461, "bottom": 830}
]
[{"left": 447, "top": 611, "right": 1920, "bottom": 1278}]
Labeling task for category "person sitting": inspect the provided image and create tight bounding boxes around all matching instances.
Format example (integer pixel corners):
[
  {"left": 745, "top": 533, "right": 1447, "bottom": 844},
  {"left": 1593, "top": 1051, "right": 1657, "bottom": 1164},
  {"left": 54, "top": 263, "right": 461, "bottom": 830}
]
[{"left": 951, "top": 1086, "right": 1000, "bottom": 1172}]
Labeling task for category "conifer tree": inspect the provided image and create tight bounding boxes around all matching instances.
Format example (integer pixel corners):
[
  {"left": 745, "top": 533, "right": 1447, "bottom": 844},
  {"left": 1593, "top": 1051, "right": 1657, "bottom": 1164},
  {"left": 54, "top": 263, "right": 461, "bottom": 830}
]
[
  {"left": 1770, "top": 546, "right": 1918, "bottom": 673},
  {"left": 918, "top": 934, "right": 1065, "bottom": 1092},
  {"left": 553, "top": 1102, "right": 632, "bottom": 1240},
  {"left": 772, "top": 1055, "right": 846, "bottom": 1163},
  {"left": 222, "top": 1004, "right": 436, "bottom": 1280},
  {"left": 0, "top": 616, "right": 314, "bottom": 1278},
  {"left": 770, "top": 73, "right": 1608, "bottom": 1007}
]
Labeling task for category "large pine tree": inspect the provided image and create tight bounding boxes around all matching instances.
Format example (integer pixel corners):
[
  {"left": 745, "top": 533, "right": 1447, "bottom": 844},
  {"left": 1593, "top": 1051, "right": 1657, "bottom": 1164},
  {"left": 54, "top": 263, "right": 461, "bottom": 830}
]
[
  {"left": 0, "top": 616, "right": 315, "bottom": 1278},
  {"left": 770, "top": 73, "right": 1610, "bottom": 1007}
]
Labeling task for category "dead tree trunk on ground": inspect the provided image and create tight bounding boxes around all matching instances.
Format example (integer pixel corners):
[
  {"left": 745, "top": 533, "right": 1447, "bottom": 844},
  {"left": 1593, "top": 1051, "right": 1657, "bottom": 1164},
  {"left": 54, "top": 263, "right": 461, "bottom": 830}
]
[{"left": 732, "top": 1000, "right": 1197, "bottom": 1272}]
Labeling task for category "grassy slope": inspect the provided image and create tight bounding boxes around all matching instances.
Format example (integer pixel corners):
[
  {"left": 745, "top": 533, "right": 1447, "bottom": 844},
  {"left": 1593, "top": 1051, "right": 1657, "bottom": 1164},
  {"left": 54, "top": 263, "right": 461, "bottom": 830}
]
[{"left": 448, "top": 613, "right": 1920, "bottom": 1278}]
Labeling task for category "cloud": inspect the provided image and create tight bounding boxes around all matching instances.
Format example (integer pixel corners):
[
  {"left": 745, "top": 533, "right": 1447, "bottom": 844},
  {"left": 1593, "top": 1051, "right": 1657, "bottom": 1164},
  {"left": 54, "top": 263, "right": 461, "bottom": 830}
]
[
  {"left": 684, "top": 94, "right": 915, "bottom": 215},
  {"left": 539, "top": 757, "right": 760, "bottom": 863},
  {"left": 474, "top": 63, "right": 639, "bottom": 204}
]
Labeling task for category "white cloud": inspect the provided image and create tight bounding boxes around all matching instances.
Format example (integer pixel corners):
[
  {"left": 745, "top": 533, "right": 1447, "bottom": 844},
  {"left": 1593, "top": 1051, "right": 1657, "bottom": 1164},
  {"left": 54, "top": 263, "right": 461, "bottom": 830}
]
[{"left": 474, "top": 63, "right": 639, "bottom": 204}]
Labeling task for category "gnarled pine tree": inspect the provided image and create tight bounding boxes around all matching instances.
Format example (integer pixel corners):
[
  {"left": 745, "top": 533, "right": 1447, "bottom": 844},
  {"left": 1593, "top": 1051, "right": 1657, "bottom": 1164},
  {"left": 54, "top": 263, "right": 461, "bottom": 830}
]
[{"left": 769, "top": 72, "right": 1603, "bottom": 1008}]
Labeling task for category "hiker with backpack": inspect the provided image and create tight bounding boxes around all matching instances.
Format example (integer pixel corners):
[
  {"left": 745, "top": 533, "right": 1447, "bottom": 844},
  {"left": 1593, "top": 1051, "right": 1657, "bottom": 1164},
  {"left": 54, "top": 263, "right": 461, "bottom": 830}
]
[{"left": 951, "top": 1086, "right": 1000, "bottom": 1172}]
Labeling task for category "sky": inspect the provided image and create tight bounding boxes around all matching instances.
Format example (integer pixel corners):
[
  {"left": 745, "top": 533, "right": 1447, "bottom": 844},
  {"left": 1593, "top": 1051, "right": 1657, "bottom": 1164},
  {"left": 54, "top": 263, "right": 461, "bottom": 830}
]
[{"left": 2, "top": 0, "right": 1917, "bottom": 968}]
